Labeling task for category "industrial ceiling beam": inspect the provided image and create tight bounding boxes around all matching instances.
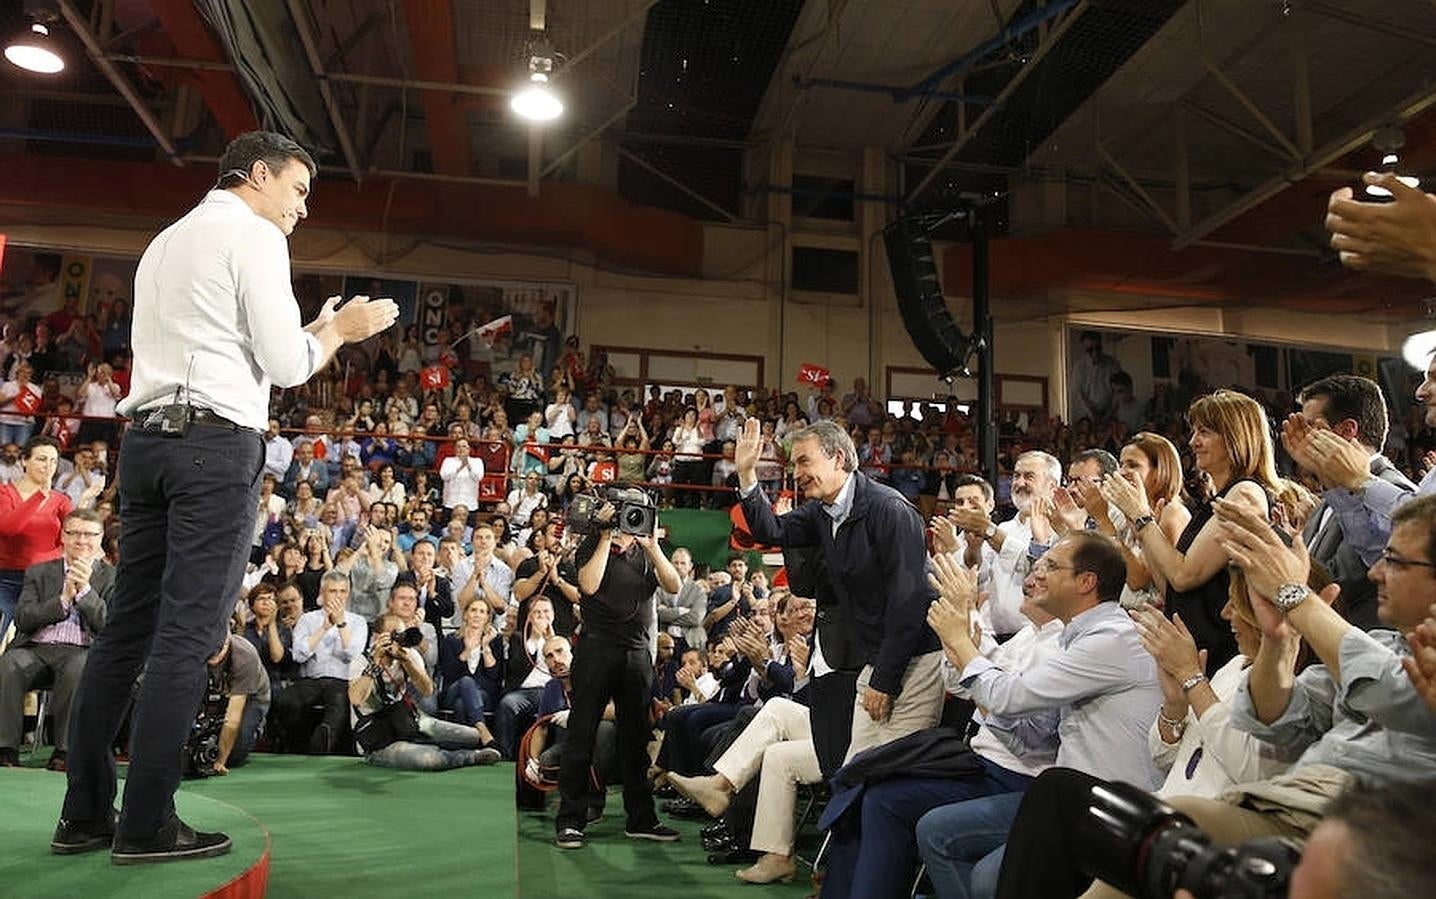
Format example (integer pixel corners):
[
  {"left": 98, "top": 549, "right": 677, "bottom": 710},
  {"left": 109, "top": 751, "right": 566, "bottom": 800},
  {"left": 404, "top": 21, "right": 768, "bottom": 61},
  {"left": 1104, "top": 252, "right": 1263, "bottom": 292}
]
[
  {"left": 285, "top": 0, "right": 362, "bottom": 182},
  {"left": 1173, "top": 82, "right": 1436, "bottom": 249},
  {"left": 904, "top": 1, "right": 1090, "bottom": 205},
  {"left": 402, "top": 0, "right": 472, "bottom": 176},
  {"left": 144, "top": 0, "right": 258, "bottom": 139},
  {"left": 55, "top": 0, "right": 182, "bottom": 165}
]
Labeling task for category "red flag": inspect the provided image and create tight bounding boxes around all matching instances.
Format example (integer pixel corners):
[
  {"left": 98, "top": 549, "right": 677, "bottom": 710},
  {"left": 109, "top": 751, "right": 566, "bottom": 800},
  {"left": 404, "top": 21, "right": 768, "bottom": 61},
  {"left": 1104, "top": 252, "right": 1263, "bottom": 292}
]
[
  {"left": 476, "top": 314, "right": 514, "bottom": 347},
  {"left": 419, "top": 365, "right": 451, "bottom": 391},
  {"left": 479, "top": 475, "right": 506, "bottom": 502},
  {"left": 728, "top": 503, "right": 781, "bottom": 553},
  {"left": 590, "top": 460, "right": 617, "bottom": 483},
  {"left": 12, "top": 385, "right": 40, "bottom": 416},
  {"left": 797, "top": 363, "right": 830, "bottom": 388}
]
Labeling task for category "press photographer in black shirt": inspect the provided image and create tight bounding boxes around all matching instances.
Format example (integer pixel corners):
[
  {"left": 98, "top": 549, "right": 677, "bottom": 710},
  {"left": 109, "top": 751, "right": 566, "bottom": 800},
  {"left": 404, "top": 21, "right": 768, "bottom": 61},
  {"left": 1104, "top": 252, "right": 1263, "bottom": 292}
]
[{"left": 554, "top": 492, "right": 682, "bottom": 850}]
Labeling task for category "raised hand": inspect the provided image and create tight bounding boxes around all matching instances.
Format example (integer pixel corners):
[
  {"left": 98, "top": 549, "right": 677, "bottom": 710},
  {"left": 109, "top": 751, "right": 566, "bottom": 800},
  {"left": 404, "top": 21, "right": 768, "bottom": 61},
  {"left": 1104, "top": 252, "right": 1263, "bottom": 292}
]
[
  {"left": 1051, "top": 487, "right": 1087, "bottom": 535},
  {"left": 930, "top": 514, "right": 960, "bottom": 554},
  {"left": 333, "top": 295, "right": 401, "bottom": 344},
  {"left": 1304, "top": 428, "right": 1371, "bottom": 491},
  {"left": 1100, "top": 472, "right": 1150, "bottom": 521},
  {"left": 1280, "top": 413, "right": 1318, "bottom": 474},
  {"left": 1326, "top": 172, "right": 1436, "bottom": 281},
  {"left": 1214, "top": 498, "right": 1310, "bottom": 600},
  {"left": 734, "top": 417, "right": 762, "bottom": 482}
]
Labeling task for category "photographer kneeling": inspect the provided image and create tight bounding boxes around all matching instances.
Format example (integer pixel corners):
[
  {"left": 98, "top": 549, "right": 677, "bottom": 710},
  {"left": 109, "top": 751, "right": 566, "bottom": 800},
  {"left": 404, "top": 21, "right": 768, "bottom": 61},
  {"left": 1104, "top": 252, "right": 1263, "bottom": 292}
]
[
  {"left": 349, "top": 613, "right": 502, "bottom": 771},
  {"left": 554, "top": 487, "right": 683, "bottom": 849}
]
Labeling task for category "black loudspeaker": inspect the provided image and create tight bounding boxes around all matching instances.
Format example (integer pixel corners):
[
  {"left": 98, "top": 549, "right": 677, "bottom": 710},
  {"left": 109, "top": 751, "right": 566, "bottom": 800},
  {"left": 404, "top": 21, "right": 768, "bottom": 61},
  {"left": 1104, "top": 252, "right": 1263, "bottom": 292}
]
[{"left": 883, "top": 218, "right": 971, "bottom": 376}]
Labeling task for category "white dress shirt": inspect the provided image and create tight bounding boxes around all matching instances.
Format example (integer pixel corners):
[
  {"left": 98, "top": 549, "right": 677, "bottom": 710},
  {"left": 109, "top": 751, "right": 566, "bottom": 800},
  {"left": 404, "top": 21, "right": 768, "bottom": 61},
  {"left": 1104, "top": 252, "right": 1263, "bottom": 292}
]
[
  {"left": 440, "top": 455, "right": 484, "bottom": 509},
  {"left": 985, "top": 514, "right": 1050, "bottom": 636},
  {"left": 264, "top": 434, "right": 294, "bottom": 479},
  {"left": 118, "top": 190, "right": 322, "bottom": 430}
]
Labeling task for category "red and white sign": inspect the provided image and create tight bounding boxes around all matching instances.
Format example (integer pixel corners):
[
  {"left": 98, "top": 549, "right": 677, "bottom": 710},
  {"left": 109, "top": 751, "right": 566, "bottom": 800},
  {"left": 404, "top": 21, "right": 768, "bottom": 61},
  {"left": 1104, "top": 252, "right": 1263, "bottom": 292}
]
[
  {"left": 419, "top": 365, "right": 451, "bottom": 391},
  {"left": 797, "top": 363, "right": 831, "bottom": 387},
  {"left": 12, "top": 385, "right": 40, "bottom": 416},
  {"left": 590, "top": 460, "right": 617, "bottom": 483}
]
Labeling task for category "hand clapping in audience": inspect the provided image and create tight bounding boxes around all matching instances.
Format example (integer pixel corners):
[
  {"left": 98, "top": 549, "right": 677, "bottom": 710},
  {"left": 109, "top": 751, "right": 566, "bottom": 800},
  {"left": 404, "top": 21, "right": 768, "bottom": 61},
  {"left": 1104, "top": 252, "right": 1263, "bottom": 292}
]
[
  {"left": 1403, "top": 603, "right": 1436, "bottom": 714},
  {"left": 1099, "top": 470, "right": 1151, "bottom": 521},
  {"left": 1131, "top": 605, "right": 1207, "bottom": 715},
  {"left": 925, "top": 553, "right": 980, "bottom": 668}
]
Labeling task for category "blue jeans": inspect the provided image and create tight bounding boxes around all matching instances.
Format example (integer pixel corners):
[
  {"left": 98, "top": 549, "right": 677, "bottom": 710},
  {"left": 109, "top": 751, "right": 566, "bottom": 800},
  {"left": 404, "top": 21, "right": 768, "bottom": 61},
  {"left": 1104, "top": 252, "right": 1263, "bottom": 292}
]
[
  {"left": 441, "top": 678, "right": 491, "bottom": 726},
  {"left": 364, "top": 713, "right": 490, "bottom": 770},
  {"left": 0, "top": 569, "right": 24, "bottom": 644},
  {"left": 916, "top": 791, "right": 1025, "bottom": 899},
  {"left": 822, "top": 757, "right": 1032, "bottom": 899},
  {"left": 0, "top": 422, "right": 34, "bottom": 448}
]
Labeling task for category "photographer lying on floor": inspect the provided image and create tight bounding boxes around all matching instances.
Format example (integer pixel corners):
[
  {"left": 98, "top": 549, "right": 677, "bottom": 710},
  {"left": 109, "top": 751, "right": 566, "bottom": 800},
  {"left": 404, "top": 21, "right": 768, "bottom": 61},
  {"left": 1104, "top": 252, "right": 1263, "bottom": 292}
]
[{"left": 348, "top": 613, "right": 502, "bottom": 770}]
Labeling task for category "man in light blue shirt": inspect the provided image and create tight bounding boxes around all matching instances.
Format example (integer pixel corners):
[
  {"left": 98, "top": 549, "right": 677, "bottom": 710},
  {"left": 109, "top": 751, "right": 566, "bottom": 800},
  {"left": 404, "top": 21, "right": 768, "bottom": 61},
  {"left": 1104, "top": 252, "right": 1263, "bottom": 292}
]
[{"left": 273, "top": 570, "right": 368, "bottom": 756}]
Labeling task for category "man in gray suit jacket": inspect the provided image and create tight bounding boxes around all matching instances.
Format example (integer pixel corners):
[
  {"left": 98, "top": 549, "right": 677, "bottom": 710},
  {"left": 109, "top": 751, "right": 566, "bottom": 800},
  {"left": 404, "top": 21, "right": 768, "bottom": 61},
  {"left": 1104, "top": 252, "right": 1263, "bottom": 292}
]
[
  {"left": 655, "top": 547, "right": 707, "bottom": 652},
  {"left": 0, "top": 510, "right": 115, "bottom": 769},
  {"left": 1295, "top": 374, "right": 1414, "bottom": 630}
]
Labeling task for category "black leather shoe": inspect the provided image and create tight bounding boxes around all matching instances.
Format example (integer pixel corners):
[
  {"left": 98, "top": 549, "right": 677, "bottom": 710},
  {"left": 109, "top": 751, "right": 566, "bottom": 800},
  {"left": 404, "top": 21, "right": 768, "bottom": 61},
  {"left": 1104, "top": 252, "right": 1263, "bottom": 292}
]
[
  {"left": 707, "top": 847, "right": 760, "bottom": 866},
  {"left": 700, "top": 822, "right": 730, "bottom": 839},
  {"left": 51, "top": 808, "right": 119, "bottom": 855},
  {"left": 702, "top": 832, "right": 739, "bottom": 853},
  {"left": 662, "top": 797, "right": 710, "bottom": 820},
  {"left": 111, "top": 816, "right": 232, "bottom": 865}
]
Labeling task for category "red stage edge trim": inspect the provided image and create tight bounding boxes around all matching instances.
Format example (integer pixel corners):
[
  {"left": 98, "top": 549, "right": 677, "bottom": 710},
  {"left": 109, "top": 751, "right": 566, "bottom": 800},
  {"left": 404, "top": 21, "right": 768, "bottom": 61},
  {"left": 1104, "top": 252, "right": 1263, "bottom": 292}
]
[{"left": 200, "top": 806, "right": 273, "bottom": 899}]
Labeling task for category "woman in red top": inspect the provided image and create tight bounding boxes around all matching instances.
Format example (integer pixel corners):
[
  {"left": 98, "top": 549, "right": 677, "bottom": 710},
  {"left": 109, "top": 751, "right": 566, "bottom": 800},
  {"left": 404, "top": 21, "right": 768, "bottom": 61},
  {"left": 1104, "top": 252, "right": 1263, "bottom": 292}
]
[{"left": 0, "top": 435, "right": 72, "bottom": 638}]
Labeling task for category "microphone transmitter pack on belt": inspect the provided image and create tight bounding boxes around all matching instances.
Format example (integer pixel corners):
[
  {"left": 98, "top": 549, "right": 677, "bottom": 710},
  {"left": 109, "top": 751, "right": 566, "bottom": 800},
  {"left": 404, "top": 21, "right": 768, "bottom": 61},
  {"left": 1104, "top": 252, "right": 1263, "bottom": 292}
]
[{"left": 150, "top": 403, "right": 193, "bottom": 437}]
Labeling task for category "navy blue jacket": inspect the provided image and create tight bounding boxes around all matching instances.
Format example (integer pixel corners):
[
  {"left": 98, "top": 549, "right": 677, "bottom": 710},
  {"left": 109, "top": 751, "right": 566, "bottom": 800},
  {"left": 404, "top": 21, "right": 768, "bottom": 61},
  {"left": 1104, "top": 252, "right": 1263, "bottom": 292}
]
[{"left": 741, "top": 472, "right": 939, "bottom": 696}]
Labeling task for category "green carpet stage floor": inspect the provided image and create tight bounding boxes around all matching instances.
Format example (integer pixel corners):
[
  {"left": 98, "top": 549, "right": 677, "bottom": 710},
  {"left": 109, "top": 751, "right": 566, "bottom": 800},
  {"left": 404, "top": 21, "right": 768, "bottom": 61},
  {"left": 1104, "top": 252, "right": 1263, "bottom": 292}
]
[{"left": 1, "top": 751, "right": 816, "bottom": 898}]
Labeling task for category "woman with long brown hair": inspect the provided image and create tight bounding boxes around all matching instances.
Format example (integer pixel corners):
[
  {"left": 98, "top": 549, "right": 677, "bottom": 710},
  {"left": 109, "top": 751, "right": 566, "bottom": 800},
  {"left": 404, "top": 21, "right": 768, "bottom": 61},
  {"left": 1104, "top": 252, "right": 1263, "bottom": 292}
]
[{"left": 1102, "top": 390, "right": 1280, "bottom": 673}]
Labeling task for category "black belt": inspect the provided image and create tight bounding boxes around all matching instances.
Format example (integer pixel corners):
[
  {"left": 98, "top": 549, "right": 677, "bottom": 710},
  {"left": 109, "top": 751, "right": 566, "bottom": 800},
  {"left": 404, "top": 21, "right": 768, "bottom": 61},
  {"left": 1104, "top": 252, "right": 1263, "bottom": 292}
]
[{"left": 136, "top": 406, "right": 253, "bottom": 433}]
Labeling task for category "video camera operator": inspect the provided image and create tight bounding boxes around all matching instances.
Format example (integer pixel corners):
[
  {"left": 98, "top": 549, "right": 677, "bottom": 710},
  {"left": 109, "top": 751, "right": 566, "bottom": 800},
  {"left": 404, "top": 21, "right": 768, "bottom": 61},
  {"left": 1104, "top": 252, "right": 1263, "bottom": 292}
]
[
  {"left": 185, "top": 633, "right": 269, "bottom": 777},
  {"left": 348, "top": 613, "right": 502, "bottom": 771},
  {"left": 554, "top": 488, "right": 683, "bottom": 850}
]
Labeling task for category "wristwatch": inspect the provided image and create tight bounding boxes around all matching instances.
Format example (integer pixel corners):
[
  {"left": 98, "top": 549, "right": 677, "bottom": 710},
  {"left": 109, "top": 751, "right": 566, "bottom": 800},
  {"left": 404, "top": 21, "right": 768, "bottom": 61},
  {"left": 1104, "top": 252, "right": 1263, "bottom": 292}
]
[
  {"left": 1131, "top": 514, "right": 1155, "bottom": 534},
  {"left": 335, "top": 620, "right": 348, "bottom": 629},
  {"left": 1273, "top": 582, "right": 1310, "bottom": 614},
  {"left": 983, "top": 522, "right": 998, "bottom": 539}
]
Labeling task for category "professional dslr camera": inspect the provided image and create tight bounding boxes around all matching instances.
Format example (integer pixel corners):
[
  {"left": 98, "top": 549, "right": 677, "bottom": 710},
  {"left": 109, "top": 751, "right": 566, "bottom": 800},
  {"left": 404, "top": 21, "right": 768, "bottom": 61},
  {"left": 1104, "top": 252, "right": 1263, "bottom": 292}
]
[
  {"left": 183, "top": 671, "right": 231, "bottom": 778},
  {"left": 566, "top": 486, "right": 657, "bottom": 537},
  {"left": 1082, "top": 781, "right": 1300, "bottom": 899},
  {"left": 370, "top": 625, "right": 425, "bottom": 662}
]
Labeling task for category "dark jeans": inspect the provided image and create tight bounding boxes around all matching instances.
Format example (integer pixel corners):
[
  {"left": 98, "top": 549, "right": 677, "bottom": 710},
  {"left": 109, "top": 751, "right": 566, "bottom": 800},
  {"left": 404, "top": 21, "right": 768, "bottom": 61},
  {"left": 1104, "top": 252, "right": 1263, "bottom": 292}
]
[
  {"left": 272, "top": 677, "right": 351, "bottom": 753},
  {"left": 226, "top": 699, "right": 269, "bottom": 768},
  {"left": 821, "top": 757, "right": 1034, "bottom": 899},
  {"left": 62, "top": 425, "right": 263, "bottom": 840},
  {"left": 658, "top": 701, "right": 742, "bottom": 776},
  {"left": 556, "top": 642, "right": 656, "bottom": 833}
]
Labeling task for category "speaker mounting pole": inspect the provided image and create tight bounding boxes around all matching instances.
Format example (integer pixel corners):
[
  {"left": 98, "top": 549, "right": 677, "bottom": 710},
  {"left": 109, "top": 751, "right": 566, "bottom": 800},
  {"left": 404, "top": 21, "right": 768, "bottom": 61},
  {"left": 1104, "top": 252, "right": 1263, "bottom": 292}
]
[{"left": 971, "top": 208, "right": 997, "bottom": 482}]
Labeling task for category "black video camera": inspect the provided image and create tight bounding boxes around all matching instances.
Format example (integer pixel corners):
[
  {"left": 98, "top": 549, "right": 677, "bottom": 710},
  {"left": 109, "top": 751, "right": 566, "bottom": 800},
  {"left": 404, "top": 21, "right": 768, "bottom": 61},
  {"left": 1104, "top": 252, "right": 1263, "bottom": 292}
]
[
  {"left": 566, "top": 486, "right": 657, "bottom": 537},
  {"left": 1082, "top": 781, "right": 1300, "bottom": 899}
]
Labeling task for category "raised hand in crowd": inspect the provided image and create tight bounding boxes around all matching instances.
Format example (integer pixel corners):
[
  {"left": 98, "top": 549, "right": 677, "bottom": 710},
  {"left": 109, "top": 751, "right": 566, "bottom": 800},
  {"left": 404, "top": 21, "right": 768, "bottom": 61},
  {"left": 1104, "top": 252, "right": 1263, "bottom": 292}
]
[
  {"left": 925, "top": 552, "right": 980, "bottom": 667},
  {"left": 1050, "top": 486, "right": 1087, "bottom": 536},
  {"left": 1130, "top": 605, "right": 1207, "bottom": 716},
  {"left": 1326, "top": 172, "right": 1436, "bottom": 282},
  {"left": 1403, "top": 603, "right": 1436, "bottom": 715},
  {"left": 734, "top": 417, "right": 762, "bottom": 486},
  {"left": 61, "top": 555, "right": 93, "bottom": 605},
  {"left": 929, "top": 513, "right": 960, "bottom": 555},
  {"left": 1099, "top": 469, "right": 1152, "bottom": 522},
  {"left": 787, "top": 632, "right": 810, "bottom": 678}
]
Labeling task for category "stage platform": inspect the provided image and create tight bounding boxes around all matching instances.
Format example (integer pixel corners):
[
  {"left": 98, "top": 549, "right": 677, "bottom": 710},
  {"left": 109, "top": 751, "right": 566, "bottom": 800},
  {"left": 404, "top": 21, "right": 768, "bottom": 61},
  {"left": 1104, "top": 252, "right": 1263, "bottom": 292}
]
[{"left": 0, "top": 768, "right": 269, "bottom": 898}]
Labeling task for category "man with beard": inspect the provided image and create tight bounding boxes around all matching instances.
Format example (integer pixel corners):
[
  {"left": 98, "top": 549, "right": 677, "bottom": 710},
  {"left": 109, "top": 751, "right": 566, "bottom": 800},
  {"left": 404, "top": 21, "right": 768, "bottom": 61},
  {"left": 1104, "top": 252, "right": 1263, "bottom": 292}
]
[{"left": 948, "top": 451, "right": 1061, "bottom": 642}]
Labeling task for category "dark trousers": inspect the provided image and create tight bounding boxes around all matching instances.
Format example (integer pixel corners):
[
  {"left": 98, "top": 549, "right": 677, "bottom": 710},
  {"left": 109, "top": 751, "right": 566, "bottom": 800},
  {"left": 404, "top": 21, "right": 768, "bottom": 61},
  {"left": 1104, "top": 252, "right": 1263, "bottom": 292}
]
[
  {"left": 272, "top": 677, "right": 350, "bottom": 753},
  {"left": 226, "top": 699, "right": 269, "bottom": 769},
  {"left": 0, "top": 642, "right": 88, "bottom": 752},
  {"left": 62, "top": 426, "right": 262, "bottom": 840},
  {"left": 809, "top": 670, "right": 859, "bottom": 779},
  {"left": 994, "top": 768, "right": 1103, "bottom": 899},
  {"left": 658, "top": 701, "right": 742, "bottom": 776},
  {"left": 822, "top": 757, "right": 1034, "bottom": 899},
  {"left": 557, "top": 643, "right": 656, "bottom": 833}
]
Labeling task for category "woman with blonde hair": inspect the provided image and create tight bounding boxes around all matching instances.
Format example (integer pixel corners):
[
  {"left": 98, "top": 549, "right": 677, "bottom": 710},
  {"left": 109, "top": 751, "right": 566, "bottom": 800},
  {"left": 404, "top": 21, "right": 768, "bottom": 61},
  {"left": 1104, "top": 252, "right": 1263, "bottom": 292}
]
[{"left": 1102, "top": 390, "right": 1280, "bottom": 674}]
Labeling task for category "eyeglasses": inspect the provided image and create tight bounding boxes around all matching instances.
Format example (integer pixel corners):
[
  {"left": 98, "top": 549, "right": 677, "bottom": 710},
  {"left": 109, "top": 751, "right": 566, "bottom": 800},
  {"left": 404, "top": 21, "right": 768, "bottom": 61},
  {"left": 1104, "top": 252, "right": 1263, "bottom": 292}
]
[
  {"left": 1033, "top": 559, "right": 1082, "bottom": 575},
  {"left": 63, "top": 530, "right": 102, "bottom": 539},
  {"left": 1377, "top": 550, "right": 1436, "bottom": 572}
]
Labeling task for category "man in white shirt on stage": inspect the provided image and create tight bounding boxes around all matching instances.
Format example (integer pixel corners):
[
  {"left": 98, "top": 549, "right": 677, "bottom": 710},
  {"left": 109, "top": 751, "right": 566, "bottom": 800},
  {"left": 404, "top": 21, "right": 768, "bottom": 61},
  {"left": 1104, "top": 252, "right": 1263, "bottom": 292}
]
[{"left": 55, "top": 131, "right": 397, "bottom": 865}]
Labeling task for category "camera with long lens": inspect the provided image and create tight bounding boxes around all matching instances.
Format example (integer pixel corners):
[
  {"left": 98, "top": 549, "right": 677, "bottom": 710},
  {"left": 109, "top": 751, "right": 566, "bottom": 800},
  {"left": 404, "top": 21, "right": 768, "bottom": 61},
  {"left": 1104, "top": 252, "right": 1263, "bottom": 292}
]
[
  {"left": 183, "top": 671, "right": 230, "bottom": 778},
  {"left": 566, "top": 486, "right": 657, "bottom": 537},
  {"left": 1082, "top": 781, "right": 1301, "bottom": 899}
]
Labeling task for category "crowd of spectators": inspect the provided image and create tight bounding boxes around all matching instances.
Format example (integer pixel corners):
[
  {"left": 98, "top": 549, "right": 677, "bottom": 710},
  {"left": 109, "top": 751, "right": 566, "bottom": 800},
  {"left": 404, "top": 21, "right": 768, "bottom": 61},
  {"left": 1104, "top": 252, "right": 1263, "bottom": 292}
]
[{"left": 3, "top": 285, "right": 1436, "bottom": 895}]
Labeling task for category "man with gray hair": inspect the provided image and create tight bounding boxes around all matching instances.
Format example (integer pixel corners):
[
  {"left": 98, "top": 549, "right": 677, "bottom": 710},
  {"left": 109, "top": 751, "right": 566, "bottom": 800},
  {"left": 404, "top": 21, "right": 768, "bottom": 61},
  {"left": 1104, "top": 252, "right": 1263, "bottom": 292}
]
[
  {"left": 274, "top": 569, "right": 368, "bottom": 754},
  {"left": 734, "top": 418, "right": 942, "bottom": 776},
  {"left": 949, "top": 450, "right": 1060, "bottom": 641}
]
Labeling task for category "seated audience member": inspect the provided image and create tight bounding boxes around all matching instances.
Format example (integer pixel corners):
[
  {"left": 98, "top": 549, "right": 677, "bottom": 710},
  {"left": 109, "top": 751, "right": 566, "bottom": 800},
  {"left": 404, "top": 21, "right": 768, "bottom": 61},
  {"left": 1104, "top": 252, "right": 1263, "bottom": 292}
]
[
  {"left": 407, "top": 539, "right": 454, "bottom": 633},
  {"left": 275, "top": 582, "right": 303, "bottom": 629},
  {"left": 703, "top": 554, "right": 755, "bottom": 641},
  {"left": 455, "top": 522, "right": 513, "bottom": 625},
  {"left": 0, "top": 510, "right": 112, "bottom": 769},
  {"left": 495, "top": 596, "right": 558, "bottom": 758},
  {"left": 507, "top": 470, "right": 549, "bottom": 530},
  {"left": 240, "top": 582, "right": 298, "bottom": 689},
  {"left": 896, "top": 534, "right": 1163, "bottom": 899},
  {"left": 522, "top": 636, "right": 619, "bottom": 818},
  {"left": 657, "top": 624, "right": 762, "bottom": 778},
  {"left": 293, "top": 532, "right": 332, "bottom": 609},
  {"left": 201, "top": 633, "right": 270, "bottom": 775},
  {"left": 1103, "top": 497, "right": 1436, "bottom": 854},
  {"left": 992, "top": 562, "right": 1324, "bottom": 898},
  {"left": 440, "top": 438, "right": 484, "bottom": 511},
  {"left": 349, "top": 613, "right": 501, "bottom": 770},
  {"left": 397, "top": 507, "right": 438, "bottom": 554},
  {"left": 275, "top": 571, "right": 369, "bottom": 754},
  {"left": 282, "top": 440, "right": 329, "bottom": 499},
  {"left": 337, "top": 525, "right": 403, "bottom": 621},
  {"left": 439, "top": 598, "right": 503, "bottom": 727},
  {"left": 511, "top": 526, "right": 580, "bottom": 637},
  {"left": 262, "top": 419, "right": 293, "bottom": 480},
  {"left": 656, "top": 547, "right": 708, "bottom": 652},
  {"left": 384, "top": 578, "right": 439, "bottom": 677}
]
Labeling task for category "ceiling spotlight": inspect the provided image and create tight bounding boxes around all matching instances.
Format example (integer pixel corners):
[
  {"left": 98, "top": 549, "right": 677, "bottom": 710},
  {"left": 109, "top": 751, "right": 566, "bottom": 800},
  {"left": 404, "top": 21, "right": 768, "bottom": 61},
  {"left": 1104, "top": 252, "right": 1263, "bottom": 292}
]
[
  {"left": 511, "top": 71, "right": 563, "bottom": 122},
  {"left": 5, "top": 21, "right": 64, "bottom": 74},
  {"left": 1363, "top": 126, "right": 1419, "bottom": 201},
  {"left": 511, "top": 37, "right": 563, "bottom": 122}
]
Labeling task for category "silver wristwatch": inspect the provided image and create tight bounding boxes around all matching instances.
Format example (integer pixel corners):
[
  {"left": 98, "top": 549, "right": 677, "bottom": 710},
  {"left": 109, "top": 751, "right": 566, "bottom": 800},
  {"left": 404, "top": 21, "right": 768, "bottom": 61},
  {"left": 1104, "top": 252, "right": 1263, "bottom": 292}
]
[{"left": 1273, "top": 582, "right": 1309, "bottom": 614}]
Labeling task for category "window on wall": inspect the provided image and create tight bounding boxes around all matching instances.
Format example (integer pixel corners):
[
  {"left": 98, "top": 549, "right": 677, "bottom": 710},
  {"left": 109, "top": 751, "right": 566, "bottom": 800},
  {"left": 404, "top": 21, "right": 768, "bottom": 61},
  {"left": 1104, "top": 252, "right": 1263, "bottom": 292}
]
[
  {"left": 791, "top": 246, "right": 859, "bottom": 294},
  {"left": 792, "top": 175, "right": 856, "bottom": 221}
]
